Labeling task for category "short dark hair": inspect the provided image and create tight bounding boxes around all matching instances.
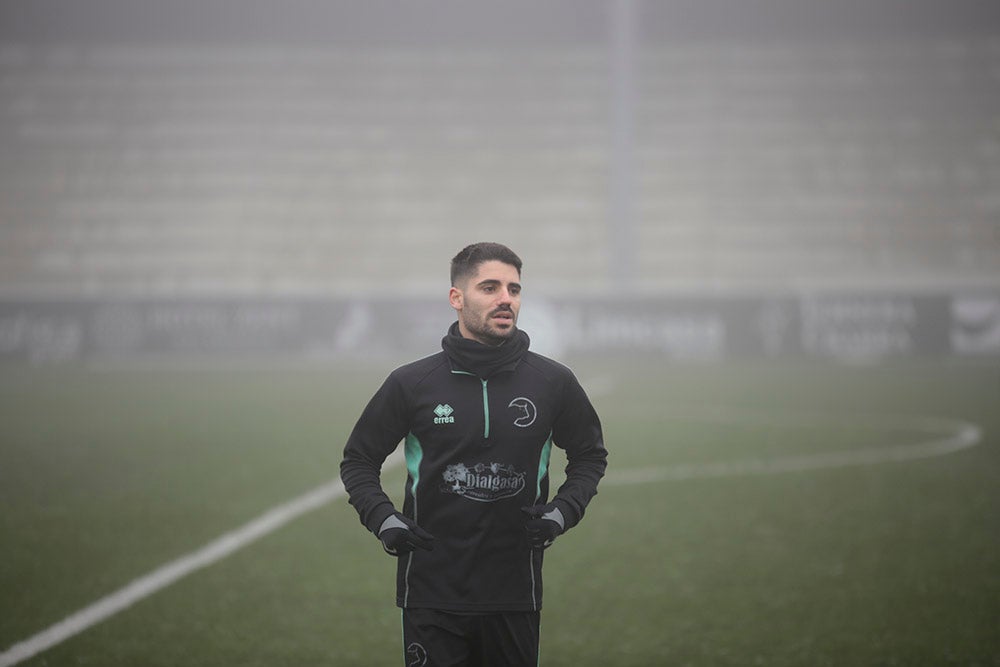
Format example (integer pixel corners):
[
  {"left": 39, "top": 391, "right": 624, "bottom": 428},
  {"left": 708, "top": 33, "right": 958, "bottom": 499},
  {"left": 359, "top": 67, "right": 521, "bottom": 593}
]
[{"left": 450, "top": 242, "right": 522, "bottom": 286}]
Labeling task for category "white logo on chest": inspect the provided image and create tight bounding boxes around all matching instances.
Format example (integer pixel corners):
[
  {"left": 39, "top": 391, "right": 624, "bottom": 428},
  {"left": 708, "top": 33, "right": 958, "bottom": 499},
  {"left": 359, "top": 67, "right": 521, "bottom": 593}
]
[
  {"left": 433, "top": 404, "right": 455, "bottom": 424},
  {"left": 508, "top": 397, "right": 537, "bottom": 427}
]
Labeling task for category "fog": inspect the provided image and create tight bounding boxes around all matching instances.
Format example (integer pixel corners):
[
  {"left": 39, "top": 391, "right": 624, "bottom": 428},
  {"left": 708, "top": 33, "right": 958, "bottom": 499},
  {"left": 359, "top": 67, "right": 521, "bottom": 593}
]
[
  {"left": 0, "top": 0, "right": 998, "bottom": 364},
  {"left": 2, "top": 5, "right": 999, "bottom": 665}
]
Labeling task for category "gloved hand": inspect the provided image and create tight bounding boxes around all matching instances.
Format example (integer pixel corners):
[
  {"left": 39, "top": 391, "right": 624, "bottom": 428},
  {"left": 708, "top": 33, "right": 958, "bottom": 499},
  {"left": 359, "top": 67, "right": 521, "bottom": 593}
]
[
  {"left": 378, "top": 512, "right": 435, "bottom": 556},
  {"left": 521, "top": 503, "right": 565, "bottom": 550}
]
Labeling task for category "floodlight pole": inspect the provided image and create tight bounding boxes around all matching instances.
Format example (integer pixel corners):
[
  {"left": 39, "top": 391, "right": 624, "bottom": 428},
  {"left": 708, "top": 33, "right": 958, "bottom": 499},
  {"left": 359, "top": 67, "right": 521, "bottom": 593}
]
[{"left": 609, "top": 0, "right": 638, "bottom": 289}]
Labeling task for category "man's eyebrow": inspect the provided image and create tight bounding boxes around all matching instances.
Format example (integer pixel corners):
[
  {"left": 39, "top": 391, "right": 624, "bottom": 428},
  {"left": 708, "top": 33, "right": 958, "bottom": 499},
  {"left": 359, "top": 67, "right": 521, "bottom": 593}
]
[{"left": 476, "top": 279, "right": 521, "bottom": 290}]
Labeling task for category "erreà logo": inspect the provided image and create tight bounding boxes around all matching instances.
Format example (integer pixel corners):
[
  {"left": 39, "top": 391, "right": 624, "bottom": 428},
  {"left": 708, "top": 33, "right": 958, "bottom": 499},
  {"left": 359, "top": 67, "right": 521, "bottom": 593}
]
[
  {"left": 433, "top": 404, "right": 455, "bottom": 424},
  {"left": 441, "top": 462, "right": 526, "bottom": 502}
]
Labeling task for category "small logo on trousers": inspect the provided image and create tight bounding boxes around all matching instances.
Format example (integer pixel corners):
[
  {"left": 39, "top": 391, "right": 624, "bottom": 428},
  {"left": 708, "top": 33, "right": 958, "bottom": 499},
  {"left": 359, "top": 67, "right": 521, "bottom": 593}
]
[{"left": 406, "top": 642, "right": 428, "bottom": 667}]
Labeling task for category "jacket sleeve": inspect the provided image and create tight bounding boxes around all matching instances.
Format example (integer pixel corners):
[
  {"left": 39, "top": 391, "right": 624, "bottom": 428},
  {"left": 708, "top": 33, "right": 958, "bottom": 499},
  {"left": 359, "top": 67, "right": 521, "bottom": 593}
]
[
  {"left": 549, "top": 371, "right": 608, "bottom": 530},
  {"left": 340, "top": 372, "right": 412, "bottom": 535}
]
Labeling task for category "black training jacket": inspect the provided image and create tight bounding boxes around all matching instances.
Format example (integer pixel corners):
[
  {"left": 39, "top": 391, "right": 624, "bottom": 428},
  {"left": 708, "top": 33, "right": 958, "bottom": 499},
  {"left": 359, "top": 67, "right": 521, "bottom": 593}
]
[{"left": 340, "top": 325, "right": 607, "bottom": 612}]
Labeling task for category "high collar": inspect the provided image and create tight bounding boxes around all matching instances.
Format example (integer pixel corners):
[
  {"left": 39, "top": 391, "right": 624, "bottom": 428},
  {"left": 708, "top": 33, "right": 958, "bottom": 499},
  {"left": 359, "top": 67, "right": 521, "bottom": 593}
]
[{"left": 441, "top": 321, "right": 530, "bottom": 379}]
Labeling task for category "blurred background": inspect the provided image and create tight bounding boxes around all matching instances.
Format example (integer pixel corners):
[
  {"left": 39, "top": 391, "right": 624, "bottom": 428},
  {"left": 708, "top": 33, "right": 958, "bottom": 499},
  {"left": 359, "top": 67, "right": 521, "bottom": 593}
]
[
  {"left": 2, "top": 2, "right": 1000, "bottom": 666},
  {"left": 0, "top": 0, "right": 997, "bottom": 366}
]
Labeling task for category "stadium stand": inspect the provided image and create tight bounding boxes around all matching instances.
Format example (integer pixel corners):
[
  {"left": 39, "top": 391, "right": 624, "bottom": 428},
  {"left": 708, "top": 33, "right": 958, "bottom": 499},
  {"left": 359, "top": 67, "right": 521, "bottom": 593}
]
[
  {"left": 0, "top": 31, "right": 997, "bottom": 296},
  {"left": 635, "top": 39, "right": 1000, "bottom": 292},
  {"left": 0, "top": 45, "right": 610, "bottom": 295}
]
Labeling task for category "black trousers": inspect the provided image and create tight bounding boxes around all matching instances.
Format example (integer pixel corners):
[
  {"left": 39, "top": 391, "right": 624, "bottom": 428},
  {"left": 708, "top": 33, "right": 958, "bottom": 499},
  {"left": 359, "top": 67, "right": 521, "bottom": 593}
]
[{"left": 401, "top": 608, "right": 541, "bottom": 667}]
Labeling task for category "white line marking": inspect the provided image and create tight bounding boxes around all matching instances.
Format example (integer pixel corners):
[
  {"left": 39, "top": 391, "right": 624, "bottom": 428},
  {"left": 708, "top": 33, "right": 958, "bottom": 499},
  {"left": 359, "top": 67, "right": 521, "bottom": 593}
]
[
  {"left": 1, "top": 404, "right": 983, "bottom": 665},
  {"left": 2, "top": 370, "right": 612, "bottom": 662},
  {"left": 0, "top": 451, "right": 404, "bottom": 667},
  {"left": 604, "top": 412, "right": 982, "bottom": 486}
]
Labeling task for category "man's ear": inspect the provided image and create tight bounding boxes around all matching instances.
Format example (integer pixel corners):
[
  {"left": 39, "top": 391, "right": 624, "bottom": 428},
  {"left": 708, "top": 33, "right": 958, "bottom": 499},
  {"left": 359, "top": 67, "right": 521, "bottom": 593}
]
[{"left": 449, "top": 286, "right": 463, "bottom": 311}]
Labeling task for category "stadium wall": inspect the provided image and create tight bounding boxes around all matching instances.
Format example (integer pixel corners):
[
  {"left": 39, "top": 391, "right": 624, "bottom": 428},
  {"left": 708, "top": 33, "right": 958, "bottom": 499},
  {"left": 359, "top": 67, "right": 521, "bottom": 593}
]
[{"left": 2, "top": 292, "right": 998, "bottom": 366}]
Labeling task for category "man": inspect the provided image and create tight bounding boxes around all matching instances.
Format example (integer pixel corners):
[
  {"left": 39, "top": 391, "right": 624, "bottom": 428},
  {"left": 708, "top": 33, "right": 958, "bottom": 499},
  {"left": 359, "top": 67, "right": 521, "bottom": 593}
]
[{"left": 340, "top": 242, "right": 607, "bottom": 666}]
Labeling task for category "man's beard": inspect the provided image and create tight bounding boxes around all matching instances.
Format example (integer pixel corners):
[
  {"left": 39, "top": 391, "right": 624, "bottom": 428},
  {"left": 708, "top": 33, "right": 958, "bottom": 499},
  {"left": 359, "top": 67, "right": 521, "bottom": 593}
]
[{"left": 464, "top": 311, "right": 517, "bottom": 346}]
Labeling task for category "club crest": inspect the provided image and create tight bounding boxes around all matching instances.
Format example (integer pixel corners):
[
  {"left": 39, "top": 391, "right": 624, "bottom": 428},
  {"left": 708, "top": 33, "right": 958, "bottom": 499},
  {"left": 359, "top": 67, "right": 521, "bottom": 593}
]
[{"left": 508, "top": 397, "right": 537, "bottom": 428}]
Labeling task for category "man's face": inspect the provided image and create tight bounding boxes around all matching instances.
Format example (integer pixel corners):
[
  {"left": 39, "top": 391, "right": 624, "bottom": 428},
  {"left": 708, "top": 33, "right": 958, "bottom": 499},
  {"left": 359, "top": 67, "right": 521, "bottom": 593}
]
[{"left": 449, "top": 260, "right": 522, "bottom": 346}]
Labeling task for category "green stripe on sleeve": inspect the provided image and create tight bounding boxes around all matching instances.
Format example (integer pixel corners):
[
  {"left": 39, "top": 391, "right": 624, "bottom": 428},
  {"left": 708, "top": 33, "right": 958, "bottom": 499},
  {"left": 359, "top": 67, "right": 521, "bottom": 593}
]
[
  {"left": 404, "top": 433, "right": 423, "bottom": 498},
  {"left": 535, "top": 434, "right": 553, "bottom": 503}
]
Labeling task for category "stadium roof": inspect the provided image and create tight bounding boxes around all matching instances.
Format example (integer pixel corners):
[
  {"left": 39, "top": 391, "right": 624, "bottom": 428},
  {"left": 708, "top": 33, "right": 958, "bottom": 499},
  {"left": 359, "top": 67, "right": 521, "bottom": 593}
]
[{"left": 0, "top": 0, "right": 997, "bottom": 45}]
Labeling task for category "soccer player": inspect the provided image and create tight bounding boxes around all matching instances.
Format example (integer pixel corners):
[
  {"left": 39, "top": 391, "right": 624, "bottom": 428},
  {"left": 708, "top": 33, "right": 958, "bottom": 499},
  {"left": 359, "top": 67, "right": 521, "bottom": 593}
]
[{"left": 340, "top": 242, "right": 608, "bottom": 666}]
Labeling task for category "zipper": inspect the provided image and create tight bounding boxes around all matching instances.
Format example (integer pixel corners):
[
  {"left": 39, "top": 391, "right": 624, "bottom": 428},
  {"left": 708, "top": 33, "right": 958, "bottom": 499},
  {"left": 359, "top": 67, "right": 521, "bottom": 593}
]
[
  {"left": 480, "top": 378, "right": 490, "bottom": 438},
  {"left": 451, "top": 370, "right": 490, "bottom": 439}
]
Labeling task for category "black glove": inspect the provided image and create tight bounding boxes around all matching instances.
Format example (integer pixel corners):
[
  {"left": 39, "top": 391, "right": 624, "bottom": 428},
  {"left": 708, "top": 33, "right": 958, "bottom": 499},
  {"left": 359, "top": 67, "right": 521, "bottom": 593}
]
[
  {"left": 378, "top": 512, "right": 435, "bottom": 556},
  {"left": 521, "top": 503, "right": 565, "bottom": 550}
]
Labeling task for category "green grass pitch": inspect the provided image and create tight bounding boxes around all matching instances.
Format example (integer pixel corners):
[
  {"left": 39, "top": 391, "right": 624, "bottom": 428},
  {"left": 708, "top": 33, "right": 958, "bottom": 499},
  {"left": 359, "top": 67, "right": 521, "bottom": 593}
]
[{"left": 1, "top": 357, "right": 998, "bottom": 666}]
